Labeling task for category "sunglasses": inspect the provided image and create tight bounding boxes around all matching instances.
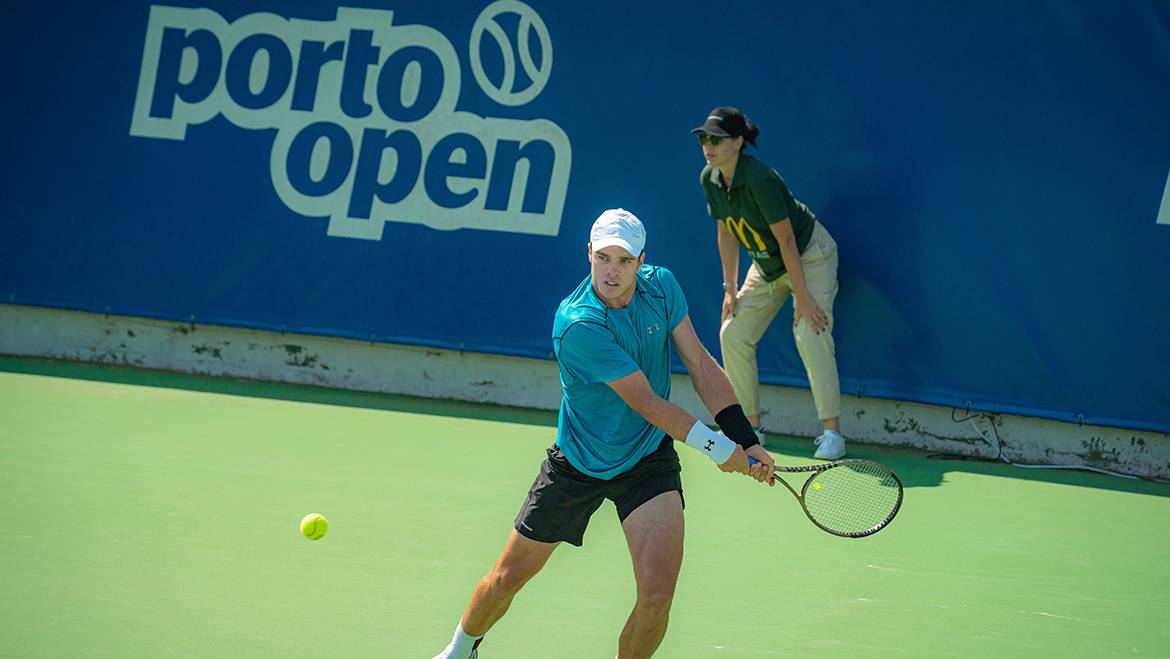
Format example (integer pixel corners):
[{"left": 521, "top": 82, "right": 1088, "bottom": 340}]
[{"left": 696, "top": 134, "right": 729, "bottom": 146}]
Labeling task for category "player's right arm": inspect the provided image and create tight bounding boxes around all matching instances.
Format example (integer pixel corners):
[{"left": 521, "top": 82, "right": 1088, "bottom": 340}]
[
  {"left": 605, "top": 370, "right": 752, "bottom": 477},
  {"left": 558, "top": 319, "right": 755, "bottom": 479}
]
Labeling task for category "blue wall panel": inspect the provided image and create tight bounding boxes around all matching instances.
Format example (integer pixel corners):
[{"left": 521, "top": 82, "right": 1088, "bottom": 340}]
[{"left": 2, "top": 0, "right": 1168, "bottom": 432}]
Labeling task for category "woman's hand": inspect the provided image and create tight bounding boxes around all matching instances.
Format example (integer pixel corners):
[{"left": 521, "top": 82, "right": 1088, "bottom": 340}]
[
  {"left": 721, "top": 289, "right": 738, "bottom": 323},
  {"left": 794, "top": 295, "right": 829, "bottom": 333}
]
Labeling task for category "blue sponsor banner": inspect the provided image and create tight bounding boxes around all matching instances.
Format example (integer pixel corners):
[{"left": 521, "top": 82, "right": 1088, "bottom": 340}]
[{"left": 2, "top": 1, "right": 1168, "bottom": 433}]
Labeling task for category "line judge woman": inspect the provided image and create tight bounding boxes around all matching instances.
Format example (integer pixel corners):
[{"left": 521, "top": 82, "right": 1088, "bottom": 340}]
[{"left": 692, "top": 106, "right": 846, "bottom": 460}]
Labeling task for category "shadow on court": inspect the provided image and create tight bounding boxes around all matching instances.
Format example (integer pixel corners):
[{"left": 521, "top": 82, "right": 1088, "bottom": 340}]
[
  {"left": 3, "top": 355, "right": 1166, "bottom": 498},
  {"left": 0, "top": 355, "right": 558, "bottom": 427},
  {"left": 759, "top": 431, "right": 1170, "bottom": 497}
]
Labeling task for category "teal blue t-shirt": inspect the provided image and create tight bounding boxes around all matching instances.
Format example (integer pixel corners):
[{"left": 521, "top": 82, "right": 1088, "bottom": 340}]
[{"left": 552, "top": 265, "right": 689, "bottom": 479}]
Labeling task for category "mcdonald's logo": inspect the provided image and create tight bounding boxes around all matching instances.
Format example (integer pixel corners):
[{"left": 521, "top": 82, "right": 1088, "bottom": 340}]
[{"left": 723, "top": 216, "right": 767, "bottom": 251}]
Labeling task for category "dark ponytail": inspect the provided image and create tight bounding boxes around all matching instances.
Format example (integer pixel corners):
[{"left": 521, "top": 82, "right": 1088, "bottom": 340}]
[{"left": 742, "top": 120, "right": 759, "bottom": 150}]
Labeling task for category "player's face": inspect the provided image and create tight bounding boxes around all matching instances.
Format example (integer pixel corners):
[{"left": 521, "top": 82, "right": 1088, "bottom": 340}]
[
  {"left": 589, "top": 245, "right": 644, "bottom": 308},
  {"left": 698, "top": 133, "right": 743, "bottom": 169}
]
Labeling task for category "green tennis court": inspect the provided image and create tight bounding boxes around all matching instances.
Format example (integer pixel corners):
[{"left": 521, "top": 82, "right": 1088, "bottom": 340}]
[{"left": 2, "top": 358, "right": 1167, "bottom": 658}]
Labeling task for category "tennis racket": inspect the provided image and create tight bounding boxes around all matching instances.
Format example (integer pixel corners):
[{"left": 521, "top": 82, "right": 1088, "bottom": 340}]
[{"left": 749, "top": 457, "right": 903, "bottom": 537}]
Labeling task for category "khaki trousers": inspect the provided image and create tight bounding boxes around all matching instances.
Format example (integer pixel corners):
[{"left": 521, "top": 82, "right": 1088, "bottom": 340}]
[{"left": 719, "top": 222, "right": 842, "bottom": 421}]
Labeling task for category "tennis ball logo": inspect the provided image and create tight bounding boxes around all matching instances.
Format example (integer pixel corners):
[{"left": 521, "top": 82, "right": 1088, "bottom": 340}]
[
  {"left": 470, "top": 0, "right": 553, "bottom": 106},
  {"left": 301, "top": 513, "right": 329, "bottom": 541}
]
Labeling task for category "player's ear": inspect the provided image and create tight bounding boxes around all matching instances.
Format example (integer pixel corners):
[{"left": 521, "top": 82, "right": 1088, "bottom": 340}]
[
  {"left": 638, "top": 253, "right": 646, "bottom": 267},
  {"left": 587, "top": 243, "right": 594, "bottom": 261}
]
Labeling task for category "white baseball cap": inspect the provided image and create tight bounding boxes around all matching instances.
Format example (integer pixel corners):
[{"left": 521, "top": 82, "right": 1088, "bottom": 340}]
[{"left": 590, "top": 208, "right": 646, "bottom": 257}]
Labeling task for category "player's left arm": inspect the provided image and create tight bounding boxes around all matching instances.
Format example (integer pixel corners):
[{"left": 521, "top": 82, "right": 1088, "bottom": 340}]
[{"left": 671, "top": 315, "right": 774, "bottom": 479}]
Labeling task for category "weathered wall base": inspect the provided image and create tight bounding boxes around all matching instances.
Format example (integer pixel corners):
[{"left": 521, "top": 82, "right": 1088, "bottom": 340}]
[{"left": 3, "top": 303, "right": 1166, "bottom": 479}]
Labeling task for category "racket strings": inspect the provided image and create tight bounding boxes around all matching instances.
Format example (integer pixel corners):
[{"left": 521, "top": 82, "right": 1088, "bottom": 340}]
[{"left": 802, "top": 462, "right": 902, "bottom": 536}]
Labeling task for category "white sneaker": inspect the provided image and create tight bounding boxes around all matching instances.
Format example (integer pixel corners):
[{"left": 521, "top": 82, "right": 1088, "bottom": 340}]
[
  {"left": 433, "top": 643, "right": 478, "bottom": 659},
  {"left": 813, "top": 430, "right": 846, "bottom": 460}
]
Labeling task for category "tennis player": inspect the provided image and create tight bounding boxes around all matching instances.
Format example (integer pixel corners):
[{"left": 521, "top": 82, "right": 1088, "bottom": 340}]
[
  {"left": 693, "top": 106, "right": 847, "bottom": 460},
  {"left": 433, "top": 208, "right": 775, "bottom": 659}
]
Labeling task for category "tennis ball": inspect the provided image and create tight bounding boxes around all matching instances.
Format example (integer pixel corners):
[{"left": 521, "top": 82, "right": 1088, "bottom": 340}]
[
  {"left": 812, "top": 483, "right": 823, "bottom": 491},
  {"left": 300, "top": 513, "right": 328, "bottom": 540}
]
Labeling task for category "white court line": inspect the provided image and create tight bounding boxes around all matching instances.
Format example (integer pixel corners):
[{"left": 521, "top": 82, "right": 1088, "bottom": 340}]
[{"left": 1017, "top": 610, "right": 1111, "bottom": 626}]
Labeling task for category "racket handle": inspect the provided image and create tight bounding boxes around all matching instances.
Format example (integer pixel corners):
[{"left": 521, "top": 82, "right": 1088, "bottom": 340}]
[{"left": 748, "top": 456, "right": 759, "bottom": 465}]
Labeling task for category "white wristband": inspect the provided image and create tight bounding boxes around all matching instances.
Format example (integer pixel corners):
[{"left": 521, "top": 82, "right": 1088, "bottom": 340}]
[{"left": 684, "top": 419, "right": 736, "bottom": 465}]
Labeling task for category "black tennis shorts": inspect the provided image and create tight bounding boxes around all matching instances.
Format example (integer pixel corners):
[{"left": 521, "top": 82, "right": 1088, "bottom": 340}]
[{"left": 513, "top": 436, "right": 684, "bottom": 547}]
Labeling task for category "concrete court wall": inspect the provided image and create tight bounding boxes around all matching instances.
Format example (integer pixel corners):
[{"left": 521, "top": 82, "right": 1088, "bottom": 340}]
[{"left": 3, "top": 303, "right": 1166, "bottom": 481}]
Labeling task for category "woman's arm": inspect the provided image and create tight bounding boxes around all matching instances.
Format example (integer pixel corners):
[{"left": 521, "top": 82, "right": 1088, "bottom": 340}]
[
  {"left": 769, "top": 219, "right": 828, "bottom": 333},
  {"left": 716, "top": 221, "right": 741, "bottom": 321}
]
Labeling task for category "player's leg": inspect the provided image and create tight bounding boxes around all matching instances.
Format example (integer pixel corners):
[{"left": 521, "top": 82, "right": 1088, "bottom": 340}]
[
  {"left": 436, "top": 446, "right": 604, "bottom": 658},
  {"left": 790, "top": 223, "right": 845, "bottom": 458},
  {"left": 611, "top": 445, "right": 686, "bottom": 658},
  {"left": 462, "top": 529, "right": 559, "bottom": 634},
  {"left": 720, "top": 262, "right": 787, "bottom": 427},
  {"left": 617, "top": 490, "right": 684, "bottom": 659},
  {"left": 434, "top": 530, "right": 556, "bottom": 659}
]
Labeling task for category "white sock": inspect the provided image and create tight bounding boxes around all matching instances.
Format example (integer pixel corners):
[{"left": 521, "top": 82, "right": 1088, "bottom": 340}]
[{"left": 435, "top": 623, "right": 482, "bottom": 659}]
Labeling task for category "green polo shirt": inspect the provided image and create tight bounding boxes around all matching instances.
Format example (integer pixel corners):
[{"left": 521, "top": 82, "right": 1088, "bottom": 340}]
[{"left": 699, "top": 153, "right": 817, "bottom": 282}]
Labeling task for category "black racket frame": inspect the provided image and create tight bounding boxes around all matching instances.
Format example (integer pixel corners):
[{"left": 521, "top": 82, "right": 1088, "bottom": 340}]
[{"left": 771, "top": 459, "right": 904, "bottom": 538}]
